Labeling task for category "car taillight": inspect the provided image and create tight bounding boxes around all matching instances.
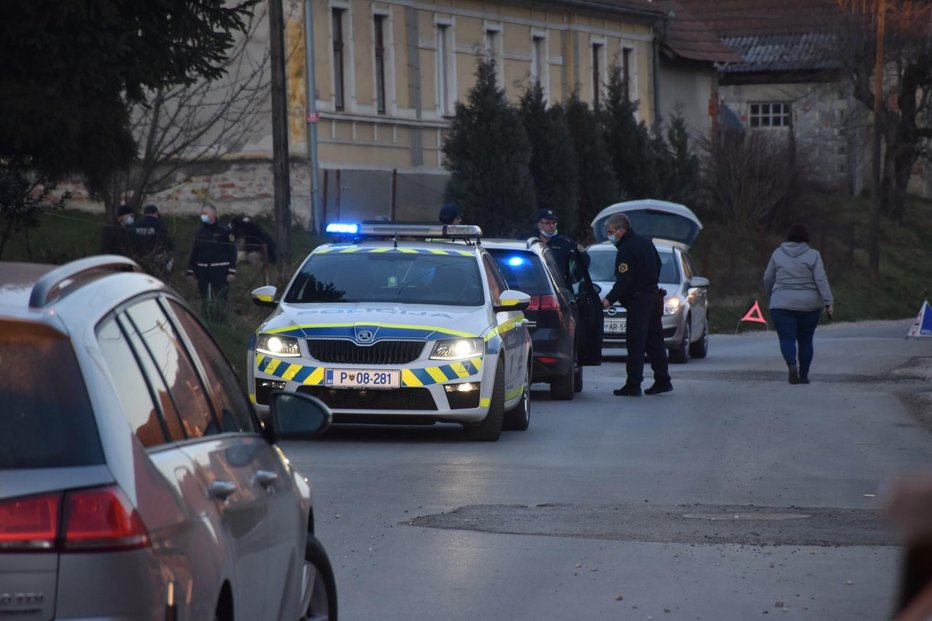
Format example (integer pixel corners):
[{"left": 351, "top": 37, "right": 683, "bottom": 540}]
[
  {"left": 63, "top": 486, "right": 149, "bottom": 551},
  {"left": 0, "top": 486, "right": 149, "bottom": 553},
  {"left": 0, "top": 493, "right": 60, "bottom": 551},
  {"left": 527, "top": 294, "right": 559, "bottom": 311}
]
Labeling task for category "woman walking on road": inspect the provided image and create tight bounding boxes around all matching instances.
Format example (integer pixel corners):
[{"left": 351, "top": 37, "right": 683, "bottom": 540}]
[{"left": 763, "top": 223, "right": 834, "bottom": 384}]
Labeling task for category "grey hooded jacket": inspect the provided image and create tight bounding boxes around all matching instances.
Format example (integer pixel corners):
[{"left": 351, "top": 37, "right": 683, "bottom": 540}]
[{"left": 763, "top": 242, "right": 833, "bottom": 312}]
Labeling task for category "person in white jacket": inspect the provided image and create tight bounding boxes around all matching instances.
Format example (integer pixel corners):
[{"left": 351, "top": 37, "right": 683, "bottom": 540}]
[{"left": 763, "top": 223, "right": 834, "bottom": 384}]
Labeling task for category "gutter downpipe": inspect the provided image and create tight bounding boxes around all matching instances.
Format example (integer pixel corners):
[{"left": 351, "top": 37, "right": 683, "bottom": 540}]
[{"left": 304, "top": 0, "right": 322, "bottom": 234}]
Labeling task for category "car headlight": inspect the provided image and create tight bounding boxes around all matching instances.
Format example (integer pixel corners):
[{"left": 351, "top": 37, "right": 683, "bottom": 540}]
[
  {"left": 256, "top": 334, "right": 301, "bottom": 357},
  {"left": 663, "top": 297, "right": 684, "bottom": 316},
  {"left": 430, "top": 337, "right": 484, "bottom": 360}
]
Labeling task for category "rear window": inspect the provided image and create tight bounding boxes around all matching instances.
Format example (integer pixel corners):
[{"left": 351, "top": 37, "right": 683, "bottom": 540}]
[
  {"left": 285, "top": 251, "right": 485, "bottom": 306},
  {"left": 0, "top": 322, "right": 104, "bottom": 469},
  {"left": 586, "top": 247, "right": 679, "bottom": 284},
  {"left": 487, "top": 249, "right": 553, "bottom": 295}
]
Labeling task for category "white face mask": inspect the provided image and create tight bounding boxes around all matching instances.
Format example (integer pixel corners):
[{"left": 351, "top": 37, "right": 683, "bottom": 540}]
[
  {"left": 122, "top": 216, "right": 134, "bottom": 227},
  {"left": 538, "top": 223, "right": 558, "bottom": 238},
  {"left": 200, "top": 214, "right": 211, "bottom": 224}
]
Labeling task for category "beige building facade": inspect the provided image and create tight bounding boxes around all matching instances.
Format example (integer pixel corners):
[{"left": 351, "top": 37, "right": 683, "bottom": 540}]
[{"left": 282, "top": 0, "right": 663, "bottom": 226}]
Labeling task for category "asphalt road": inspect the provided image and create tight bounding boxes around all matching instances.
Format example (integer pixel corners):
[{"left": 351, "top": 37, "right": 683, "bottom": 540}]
[{"left": 280, "top": 319, "right": 932, "bottom": 620}]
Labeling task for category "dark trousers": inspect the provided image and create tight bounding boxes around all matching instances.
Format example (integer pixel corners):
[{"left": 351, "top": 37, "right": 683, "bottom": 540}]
[
  {"left": 770, "top": 308, "right": 821, "bottom": 378},
  {"left": 625, "top": 291, "right": 670, "bottom": 387},
  {"left": 195, "top": 265, "right": 230, "bottom": 301}
]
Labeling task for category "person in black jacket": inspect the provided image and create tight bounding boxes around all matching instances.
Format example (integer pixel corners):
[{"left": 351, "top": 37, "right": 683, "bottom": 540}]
[
  {"left": 133, "top": 204, "right": 175, "bottom": 279},
  {"left": 531, "top": 207, "right": 587, "bottom": 282},
  {"left": 230, "top": 215, "right": 277, "bottom": 266},
  {"left": 602, "top": 213, "right": 672, "bottom": 397},
  {"left": 100, "top": 204, "right": 137, "bottom": 257},
  {"left": 186, "top": 205, "right": 237, "bottom": 302}
]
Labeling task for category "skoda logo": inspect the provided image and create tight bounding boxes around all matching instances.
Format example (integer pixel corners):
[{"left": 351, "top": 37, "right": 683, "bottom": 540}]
[
  {"left": 357, "top": 330, "right": 374, "bottom": 343},
  {"left": 606, "top": 307, "right": 618, "bottom": 316}
]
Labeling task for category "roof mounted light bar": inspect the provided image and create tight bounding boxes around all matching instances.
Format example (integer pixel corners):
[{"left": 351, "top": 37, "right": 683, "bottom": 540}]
[
  {"left": 30, "top": 255, "right": 141, "bottom": 309},
  {"left": 325, "top": 222, "right": 483, "bottom": 240}
]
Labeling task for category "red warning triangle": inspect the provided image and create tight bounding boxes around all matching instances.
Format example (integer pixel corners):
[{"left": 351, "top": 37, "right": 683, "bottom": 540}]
[{"left": 740, "top": 300, "right": 767, "bottom": 325}]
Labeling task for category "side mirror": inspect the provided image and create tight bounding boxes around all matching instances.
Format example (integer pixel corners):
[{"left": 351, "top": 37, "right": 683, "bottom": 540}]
[
  {"left": 268, "top": 391, "right": 332, "bottom": 439},
  {"left": 251, "top": 285, "right": 278, "bottom": 308},
  {"left": 494, "top": 289, "right": 531, "bottom": 312},
  {"left": 689, "top": 276, "right": 710, "bottom": 288}
]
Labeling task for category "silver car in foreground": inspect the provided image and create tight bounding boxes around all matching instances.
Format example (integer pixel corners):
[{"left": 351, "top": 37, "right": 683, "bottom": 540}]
[
  {"left": 588, "top": 200, "right": 711, "bottom": 363},
  {"left": 0, "top": 256, "right": 337, "bottom": 620}
]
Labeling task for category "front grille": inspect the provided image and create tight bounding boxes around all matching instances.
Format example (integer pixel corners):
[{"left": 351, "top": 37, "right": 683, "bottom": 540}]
[
  {"left": 307, "top": 339, "right": 425, "bottom": 364},
  {"left": 297, "top": 386, "right": 437, "bottom": 410}
]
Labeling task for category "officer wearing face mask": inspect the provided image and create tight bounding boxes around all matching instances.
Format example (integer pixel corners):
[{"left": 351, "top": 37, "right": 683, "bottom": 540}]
[
  {"left": 186, "top": 205, "right": 237, "bottom": 302},
  {"left": 532, "top": 208, "right": 586, "bottom": 281},
  {"left": 101, "top": 204, "right": 138, "bottom": 257}
]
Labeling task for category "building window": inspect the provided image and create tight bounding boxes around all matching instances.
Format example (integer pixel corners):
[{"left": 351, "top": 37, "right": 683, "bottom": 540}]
[
  {"left": 374, "top": 15, "right": 386, "bottom": 114},
  {"left": 485, "top": 24, "right": 502, "bottom": 85},
  {"left": 592, "top": 43, "right": 604, "bottom": 106},
  {"left": 437, "top": 24, "right": 451, "bottom": 115},
  {"left": 749, "top": 102, "right": 792, "bottom": 128},
  {"left": 531, "top": 34, "right": 545, "bottom": 86},
  {"left": 332, "top": 8, "right": 346, "bottom": 111},
  {"left": 622, "top": 47, "right": 632, "bottom": 100}
]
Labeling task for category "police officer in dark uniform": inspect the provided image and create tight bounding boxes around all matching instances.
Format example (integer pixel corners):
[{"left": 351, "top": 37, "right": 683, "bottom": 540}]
[
  {"left": 230, "top": 215, "right": 277, "bottom": 265},
  {"left": 602, "top": 213, "right": 672, "bottom": 396},
  {"left": 438, "top": 203, "right": 462, "bottom": 225},
  {"left": 532, "top": 207, "right": 587, "bottom": 281},
  {"left": 186, "top": 205, "right": 237, "bottom": 302},
  {"left": 133, "top": 204, "right": 175, "bottom": 279},
  {"left": 101, "top": 204, "right": 137, "bottom": 257}
]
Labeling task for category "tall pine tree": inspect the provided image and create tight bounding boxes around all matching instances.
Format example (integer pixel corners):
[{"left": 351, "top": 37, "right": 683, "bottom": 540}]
[
  {"left": 518, "top": 82, "right": 578, "bottom": 236},
  {"left": 564, "top": 91, "right": 618, "bottom": 242},
  {"left": 442, "top": 59, "right": 534, "bottom": 237}
]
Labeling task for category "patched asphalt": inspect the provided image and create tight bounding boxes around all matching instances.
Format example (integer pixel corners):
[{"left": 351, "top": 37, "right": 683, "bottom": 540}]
[{"left": 405, "top": 503, "right": 899, "bottom": 547}]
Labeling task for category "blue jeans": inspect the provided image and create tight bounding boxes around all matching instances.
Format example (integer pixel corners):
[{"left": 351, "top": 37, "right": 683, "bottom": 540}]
[{"left": 770, "top": 308, "right": 821, "bottom": 378}]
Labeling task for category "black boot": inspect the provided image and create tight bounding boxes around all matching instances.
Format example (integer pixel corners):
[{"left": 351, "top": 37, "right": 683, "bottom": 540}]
[
  {"left": 613, "top": 384, "right": 642, "bottom": 397},
  {"left": 788, "top": 365, "right": 799, "bottom": 384}
]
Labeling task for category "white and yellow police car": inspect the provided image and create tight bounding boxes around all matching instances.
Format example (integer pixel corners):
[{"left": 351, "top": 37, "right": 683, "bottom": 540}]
[{"left": 248, "top": 223, "right": 532, "bottom": 441}]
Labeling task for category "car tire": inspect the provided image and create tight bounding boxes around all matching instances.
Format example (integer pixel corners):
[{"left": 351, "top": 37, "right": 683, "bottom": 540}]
[
  {"left": 669, "top": 317, "right": 691, "bottom": 364},
  {"left": 573, "top": 366, "right": 583, "bottom": 393},
  {"left": 689, "top": 320, "right": 709, "bottom": 359},
  {"left": 504, "top": 359, "right": 531, "bottom": 431},
  {"left": 300, "top": 534, "right": 338, "bottom": 621},
  {"left": 464, "top": 360, "right": 504, "bottom": 441},
  {"left": 549, "top": 357, "right": 575, "bottom": 401}
]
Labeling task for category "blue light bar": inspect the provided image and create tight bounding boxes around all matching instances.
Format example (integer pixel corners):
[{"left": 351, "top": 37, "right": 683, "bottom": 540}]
[
  {"left": 506, "top": 255, "right": 527, "bottom": 267},
  {"left": 325, "top": 222, "right": 359, "bottom": 234}
]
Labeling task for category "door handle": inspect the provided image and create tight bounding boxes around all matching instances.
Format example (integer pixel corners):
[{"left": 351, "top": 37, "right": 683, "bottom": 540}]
[
  {"left": 208, "top": 480, "right": 237, "bottom": 500},
  {"left": 255, "top": 470, "right": 279, "bottom": 486}
]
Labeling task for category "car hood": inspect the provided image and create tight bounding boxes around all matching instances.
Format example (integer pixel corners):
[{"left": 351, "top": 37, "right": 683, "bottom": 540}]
[
  {"left": 257, "top": 302, "right": 494, "bottom": 341},
  {"left": 590, "top": 200, "right": 702, "bottom": 248}
]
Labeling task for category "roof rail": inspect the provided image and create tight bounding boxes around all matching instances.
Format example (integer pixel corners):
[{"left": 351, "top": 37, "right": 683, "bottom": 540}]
[{"left": 29, "top": 255, "right": 142, "bottom": 309}]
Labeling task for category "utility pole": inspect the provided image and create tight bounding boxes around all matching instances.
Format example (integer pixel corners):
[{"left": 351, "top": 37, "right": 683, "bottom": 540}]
[
  {"left": 304, "top": 0, "right": 322, "bottom": 234},
  {"left": 869, "top": 0, "right": 885, "bottom": 276},
  {"left": 269, "top": 0, "right": 292, "bottom": 285}
]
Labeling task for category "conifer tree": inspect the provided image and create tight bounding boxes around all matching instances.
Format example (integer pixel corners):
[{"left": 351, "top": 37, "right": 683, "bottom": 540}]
[
  {"left": 442, "top": 59, "right": 534, "bottom": 237},
  {"left": 664, "top": 107, "right": 700, "bottom": 205},
  {"left": 518, "top": 82, "right": 578, "bottom": 236},
  {"left": 564, "top": 91, "right": 618, "bottom": 241}
]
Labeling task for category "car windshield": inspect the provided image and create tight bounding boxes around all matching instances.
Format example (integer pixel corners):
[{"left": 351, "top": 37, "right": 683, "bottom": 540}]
[
  {"left": 0, "top": 322, "right": 104, "bottom": 469},
  {"left": 587, "top": 247, "right": 679, "bottom": 284},
  {"left": 284, "top": 250, "right": 485, "bottom": 306},
  {"left": 487, "top": 249, "right": 552, "bottom": 295}
]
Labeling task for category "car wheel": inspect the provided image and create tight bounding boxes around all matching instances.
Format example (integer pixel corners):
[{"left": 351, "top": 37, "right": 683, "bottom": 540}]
[
  {"left": 503, "top": 359, "right": 531, "bottom": 431},
  {"left": 669, "top": 317, "right": 691, "bottom": 364},
  {"left": 689, "top": 320, "right": 709, "bottom": 359},
  {"left": 549, "top": 355, "right": 575, "bottom": 401},
  {"left": 464, "top": 360, "right": 504, "bottom": 441},
  {"left": 300, "top": 534, "right": 338, "bottom": 621},
  {"left": 573, "top": 365, "right": 583, "bottom": 393}
]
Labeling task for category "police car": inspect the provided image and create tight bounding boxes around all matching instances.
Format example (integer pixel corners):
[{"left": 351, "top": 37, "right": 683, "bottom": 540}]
[{"left": 248, "top": 223, "right": 533, "bottom": 441}]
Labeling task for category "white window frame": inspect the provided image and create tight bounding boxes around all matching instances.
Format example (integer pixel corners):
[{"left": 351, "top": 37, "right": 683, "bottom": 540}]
[
  {"left": 749, "top": 102, "right": 792, "bottom": 128},
  {"left": 484, "top": 22, "right": 503, "bottom": 88},
  {"left": 435, "top": 17, "right": 456, "bottom": 117},
  {"left": 531, "top": 29, "right": 549, "bottom": 97},
  {"left": 329, "top": 2, "right": 355, "bottom": 113},
  {"left": 591, "top": 38, "right": 606, "bottom": 106},
  {"left": 371, "top": 8, "right": 394, "bottom": 116}
]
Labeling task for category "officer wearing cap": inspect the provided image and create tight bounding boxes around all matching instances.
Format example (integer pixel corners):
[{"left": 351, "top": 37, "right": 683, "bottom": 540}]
[
  {"left": 101, "top": 204, "right": 137, "bottom": 257},
  {"left": 438, "top": 203, "right": 462, "bottom": 225},
  {"left": 532, "top": 207, "right": 586, "bottom": 279},
  {"left": 186, "top": 205, "right": 237, "bottom": 304},
  {"left": 133, "top": 204, "right": 175, "bottom": 278},
  {"left": 602, "top": 213, "right": 672, "bottom": 397}
]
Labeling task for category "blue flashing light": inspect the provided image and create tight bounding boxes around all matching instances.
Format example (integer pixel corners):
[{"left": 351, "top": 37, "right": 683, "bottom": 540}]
[
  {"left": 325, "top": 222, "right": 359, "bottom": 234},
  {"left": 506, "top": 255, "right": 527, "bottom": 267}
]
